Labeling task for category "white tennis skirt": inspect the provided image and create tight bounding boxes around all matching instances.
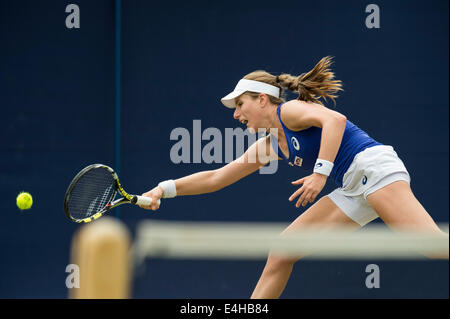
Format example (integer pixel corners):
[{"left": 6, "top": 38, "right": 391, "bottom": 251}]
[{"left": 327, "top": 145, "right": 411, "bottom": 226}]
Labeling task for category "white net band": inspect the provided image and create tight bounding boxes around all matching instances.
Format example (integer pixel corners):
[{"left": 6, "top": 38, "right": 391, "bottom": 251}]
[{"left": 133, "top": 221, "right": 449, "bottom": 264}]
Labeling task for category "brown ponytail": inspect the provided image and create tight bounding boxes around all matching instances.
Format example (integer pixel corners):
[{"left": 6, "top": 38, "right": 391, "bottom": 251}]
[
  {"left": 243, "top": 56, "right": 343, "bottom": 106},
  {"left": 277, "top": 56, "right": 343, "bottom": 105}
]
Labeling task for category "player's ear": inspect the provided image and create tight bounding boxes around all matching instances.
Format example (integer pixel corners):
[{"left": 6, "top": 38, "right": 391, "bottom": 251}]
[{"left": 258, "top": 93, "right": 268, "bottom": 107}]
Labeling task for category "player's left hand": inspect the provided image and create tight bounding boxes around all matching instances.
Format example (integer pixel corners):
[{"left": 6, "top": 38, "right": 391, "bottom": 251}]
[{"left": 289, "top": 173, "right": 328, "bottom": 207}]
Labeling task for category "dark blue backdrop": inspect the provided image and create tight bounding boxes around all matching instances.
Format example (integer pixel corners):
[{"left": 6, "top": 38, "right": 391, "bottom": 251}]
[{"left": 0, "top": 0, "right": 448, "bottom": 298}]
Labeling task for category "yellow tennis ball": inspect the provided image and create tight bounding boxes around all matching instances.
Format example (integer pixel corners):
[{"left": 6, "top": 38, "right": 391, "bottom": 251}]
[{"left": 16, "top": 192, "right": 33, "bottom": 210}]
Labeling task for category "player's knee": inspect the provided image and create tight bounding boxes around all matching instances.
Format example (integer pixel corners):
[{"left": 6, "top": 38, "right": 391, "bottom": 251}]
[{"left": 265, "top": 253, "right": 300, "bottom": 273}]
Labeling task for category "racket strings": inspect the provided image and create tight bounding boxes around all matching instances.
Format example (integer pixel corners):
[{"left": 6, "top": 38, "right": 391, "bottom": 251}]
[{"left": 67, "top": 168, "right": 116, "bottom": 220}]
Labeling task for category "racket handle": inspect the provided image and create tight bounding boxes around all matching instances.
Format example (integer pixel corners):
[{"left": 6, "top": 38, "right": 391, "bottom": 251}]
[{"left": 135, "top": 195, "right": 161, "bottom": 206}]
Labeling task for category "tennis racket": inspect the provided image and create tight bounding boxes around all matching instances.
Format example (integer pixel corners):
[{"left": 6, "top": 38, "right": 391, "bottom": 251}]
[{"left": 64, "top": 164, "right": 160, "bottom": 223}]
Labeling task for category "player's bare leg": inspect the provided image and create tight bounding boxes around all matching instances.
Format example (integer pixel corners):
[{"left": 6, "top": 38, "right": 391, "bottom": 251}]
[
  {"left": 367, "top": 181, "right": 449, "bottom": 259},
  {"left": 250, "top": 196, "right": 360, "bottom": 299}
]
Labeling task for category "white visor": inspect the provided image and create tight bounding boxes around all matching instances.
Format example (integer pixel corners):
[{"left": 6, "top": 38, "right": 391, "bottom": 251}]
[{"left": 221, "top": 79, "right": 280, "bottom": 108}]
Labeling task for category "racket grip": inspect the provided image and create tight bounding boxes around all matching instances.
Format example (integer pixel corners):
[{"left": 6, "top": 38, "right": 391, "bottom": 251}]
[{"left": 135, "top": 196, "right": 161, "bottom": 206}]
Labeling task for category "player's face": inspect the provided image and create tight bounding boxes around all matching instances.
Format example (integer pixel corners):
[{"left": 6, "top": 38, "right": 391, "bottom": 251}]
[{"left": 233, "top": 94, "right": 264, "bottom": 133}]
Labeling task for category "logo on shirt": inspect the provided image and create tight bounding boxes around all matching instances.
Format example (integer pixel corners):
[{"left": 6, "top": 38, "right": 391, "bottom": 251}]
[
  {"left": 294, "top": 156, "right": 303, "bottom": 167},
  {"left": 291, "top": 137, "right": 300, "bottom": 151},
  {"left": 362, "top": 175, "right": 368, "bottom": 185}
]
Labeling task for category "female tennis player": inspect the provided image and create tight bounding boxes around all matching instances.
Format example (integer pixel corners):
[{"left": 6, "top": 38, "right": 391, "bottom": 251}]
[{"left": 140, "top": 56, "right": 448, "bottom": 299}]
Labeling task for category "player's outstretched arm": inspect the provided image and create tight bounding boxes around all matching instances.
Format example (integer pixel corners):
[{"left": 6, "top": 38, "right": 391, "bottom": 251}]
[{"left": 140, "top": 135, "right": 278, "bottom": 210}]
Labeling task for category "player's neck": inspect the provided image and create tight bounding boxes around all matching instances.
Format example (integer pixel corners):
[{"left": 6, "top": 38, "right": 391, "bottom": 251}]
[{"left": 265, "top": 106, "right": 280, "bottom": 135}]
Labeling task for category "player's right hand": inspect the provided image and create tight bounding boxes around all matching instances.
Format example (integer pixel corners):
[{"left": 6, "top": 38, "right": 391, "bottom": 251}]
[{"left": 140, "top": 186, "right": 163, "bottom": 210}]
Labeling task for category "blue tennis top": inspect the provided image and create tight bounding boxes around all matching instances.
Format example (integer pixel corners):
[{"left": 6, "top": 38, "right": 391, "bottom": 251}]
[{"left": 270, "top": 103, "right": 382, "bottom": 187}]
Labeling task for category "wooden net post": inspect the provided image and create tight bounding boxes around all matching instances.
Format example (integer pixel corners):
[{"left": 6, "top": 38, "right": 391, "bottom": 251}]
[{"left": 69, "top": 216, "right": 131, "bottom": 298}]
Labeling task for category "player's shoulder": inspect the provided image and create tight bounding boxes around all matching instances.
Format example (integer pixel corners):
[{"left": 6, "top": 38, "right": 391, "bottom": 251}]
[
  {"left": 280, "top": 99, "right": 312, "bottom": 115},
  {"left": 248, "top": 134, "right": 270, "bottom": 149},
  {"left": 256, "top": 134, "right": 272, "bottom": 146},
  {"left": 279, "top": 99, "right": 314, "bottom": 126},
  {"left": 254, "top": 134, "right": 275, "bottom": 151}
]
